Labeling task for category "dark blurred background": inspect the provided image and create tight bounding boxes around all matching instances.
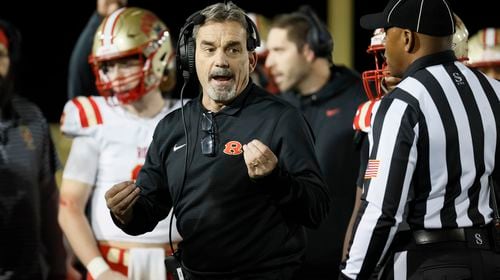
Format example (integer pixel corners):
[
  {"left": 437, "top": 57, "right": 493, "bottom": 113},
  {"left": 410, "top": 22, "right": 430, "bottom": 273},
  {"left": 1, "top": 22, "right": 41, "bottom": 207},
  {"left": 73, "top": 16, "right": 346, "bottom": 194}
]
[{"left": 0, "top": 0, "right": 497, "bottom": 122}]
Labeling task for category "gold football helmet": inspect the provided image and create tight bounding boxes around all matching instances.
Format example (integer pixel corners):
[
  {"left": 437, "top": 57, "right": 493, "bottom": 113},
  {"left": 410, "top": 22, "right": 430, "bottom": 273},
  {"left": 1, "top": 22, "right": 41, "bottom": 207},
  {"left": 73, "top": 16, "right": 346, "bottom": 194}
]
[
  {"left": 452, "top": 14, "right": 469, "bottom": 62},
  {"left": 89, "top": 7, "right": 175, "bottom": 104}
]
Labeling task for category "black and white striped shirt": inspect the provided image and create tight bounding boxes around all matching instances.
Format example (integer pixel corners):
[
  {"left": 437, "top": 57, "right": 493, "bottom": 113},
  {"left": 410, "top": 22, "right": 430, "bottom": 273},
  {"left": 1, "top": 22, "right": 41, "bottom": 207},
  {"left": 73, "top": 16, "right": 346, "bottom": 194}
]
[{"left": 342, "top": 51, "right": 500, "bottom": 279}]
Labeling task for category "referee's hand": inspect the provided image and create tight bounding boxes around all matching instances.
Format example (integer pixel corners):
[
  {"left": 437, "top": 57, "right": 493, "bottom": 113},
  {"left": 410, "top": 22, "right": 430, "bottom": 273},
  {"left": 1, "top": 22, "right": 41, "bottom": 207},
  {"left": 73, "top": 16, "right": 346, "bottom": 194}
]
[
  {"left": 243, "top": 139, "right": 278, "bottom": 179},
  {"left": 105, "top": 180, "right": 140, "bottom": 225}
]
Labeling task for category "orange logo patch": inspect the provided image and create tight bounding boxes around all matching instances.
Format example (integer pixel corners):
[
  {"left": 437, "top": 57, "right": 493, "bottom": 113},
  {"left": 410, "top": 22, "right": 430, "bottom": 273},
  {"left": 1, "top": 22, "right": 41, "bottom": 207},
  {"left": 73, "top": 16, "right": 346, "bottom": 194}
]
[{"left": 223, "top": 141, "right": 243, "bottom": 155}]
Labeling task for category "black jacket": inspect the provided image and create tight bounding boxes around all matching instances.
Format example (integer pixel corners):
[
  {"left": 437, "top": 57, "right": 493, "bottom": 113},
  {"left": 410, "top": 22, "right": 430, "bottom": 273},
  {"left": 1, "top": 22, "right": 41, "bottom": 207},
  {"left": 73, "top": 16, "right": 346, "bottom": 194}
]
[
  {"left": 281, "top": 66, "right": 366, "bottom": 278},
  {"left": 114, "top": 83, "right": 330, "bottom": 278}
]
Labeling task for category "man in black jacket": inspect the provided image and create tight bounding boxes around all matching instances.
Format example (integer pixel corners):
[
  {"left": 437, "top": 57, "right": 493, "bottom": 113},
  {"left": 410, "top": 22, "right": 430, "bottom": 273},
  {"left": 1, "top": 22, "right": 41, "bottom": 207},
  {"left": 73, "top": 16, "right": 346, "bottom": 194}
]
[
  {"left": 265, "top": 6, "right": 366, "bottom": 279},
  {"left": 104, "top": 2, "right": 330, "bottom": 279}
]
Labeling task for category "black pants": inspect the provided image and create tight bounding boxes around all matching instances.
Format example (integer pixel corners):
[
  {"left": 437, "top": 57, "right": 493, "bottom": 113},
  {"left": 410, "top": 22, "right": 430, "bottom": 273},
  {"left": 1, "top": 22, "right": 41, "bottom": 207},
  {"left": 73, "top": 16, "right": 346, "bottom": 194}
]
[{"left": 379, "top": 240, "right": 500, "bottom": 280}]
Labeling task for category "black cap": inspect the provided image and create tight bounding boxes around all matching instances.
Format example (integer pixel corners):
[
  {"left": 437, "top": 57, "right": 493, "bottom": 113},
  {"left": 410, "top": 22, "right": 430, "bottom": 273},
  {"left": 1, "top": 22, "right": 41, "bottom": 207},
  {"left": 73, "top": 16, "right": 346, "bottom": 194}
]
[{"left": 360, "top": 0, "right": 455, "bottom": 36}]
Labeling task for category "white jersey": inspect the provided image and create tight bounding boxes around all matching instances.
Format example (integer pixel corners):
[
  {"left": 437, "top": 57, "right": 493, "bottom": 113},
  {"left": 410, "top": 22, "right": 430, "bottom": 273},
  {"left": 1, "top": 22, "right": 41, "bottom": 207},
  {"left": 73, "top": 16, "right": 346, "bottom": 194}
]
[{"left": 61, "top": 95, "right": 183, "bottom": 243}]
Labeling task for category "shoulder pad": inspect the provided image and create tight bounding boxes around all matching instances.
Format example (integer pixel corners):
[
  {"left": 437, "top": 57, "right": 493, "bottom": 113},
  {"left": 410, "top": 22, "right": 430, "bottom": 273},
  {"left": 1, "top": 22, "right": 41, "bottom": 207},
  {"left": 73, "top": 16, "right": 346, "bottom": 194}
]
[
  {"left": 60, "top": 96, "right": 104, "bottom": 137},
  {"left": 353, "top": 100, "right": 378, "bottom": 133}
]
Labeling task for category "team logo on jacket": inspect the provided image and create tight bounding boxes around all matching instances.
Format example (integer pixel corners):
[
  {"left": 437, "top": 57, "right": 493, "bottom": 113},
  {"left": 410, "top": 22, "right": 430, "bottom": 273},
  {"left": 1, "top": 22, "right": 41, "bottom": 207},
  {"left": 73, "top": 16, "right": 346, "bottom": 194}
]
[
  {"left": 223, "top": 141, "right": 243, "bottom": 155},
  {"left": 325, "top": 108, "right": 340, "bottom": 117},
  {"left": 19, "top": 125, "right": 35, "bottom": 150}
]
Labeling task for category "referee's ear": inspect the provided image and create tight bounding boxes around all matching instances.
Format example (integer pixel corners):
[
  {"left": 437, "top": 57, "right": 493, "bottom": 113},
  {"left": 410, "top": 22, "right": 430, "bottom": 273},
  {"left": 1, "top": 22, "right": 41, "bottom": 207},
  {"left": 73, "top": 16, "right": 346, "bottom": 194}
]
[{"left": 403, "top": 29, "right": 415, "bottom": 53}]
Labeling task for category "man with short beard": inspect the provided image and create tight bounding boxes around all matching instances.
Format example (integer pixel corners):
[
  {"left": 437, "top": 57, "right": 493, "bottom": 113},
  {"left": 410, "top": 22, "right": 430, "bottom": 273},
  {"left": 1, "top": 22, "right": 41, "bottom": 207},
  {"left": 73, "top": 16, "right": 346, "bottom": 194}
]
[{"left": 104, "top": 2, "right": 331, "bottom": 279}]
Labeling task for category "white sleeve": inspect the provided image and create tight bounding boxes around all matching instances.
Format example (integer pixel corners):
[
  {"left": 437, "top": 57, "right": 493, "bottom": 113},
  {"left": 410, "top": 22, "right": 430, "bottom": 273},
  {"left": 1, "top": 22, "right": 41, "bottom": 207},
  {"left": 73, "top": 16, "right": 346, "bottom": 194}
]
[{"left": 62, "top": 136, "right": 99, "bottom": 185}]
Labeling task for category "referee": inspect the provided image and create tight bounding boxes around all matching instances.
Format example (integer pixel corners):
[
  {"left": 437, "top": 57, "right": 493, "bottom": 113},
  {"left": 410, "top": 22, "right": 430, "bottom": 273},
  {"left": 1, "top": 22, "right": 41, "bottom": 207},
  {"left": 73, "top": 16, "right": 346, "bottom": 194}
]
[{"left": 340, "top": 0, "right": 500, "bottom": 279}]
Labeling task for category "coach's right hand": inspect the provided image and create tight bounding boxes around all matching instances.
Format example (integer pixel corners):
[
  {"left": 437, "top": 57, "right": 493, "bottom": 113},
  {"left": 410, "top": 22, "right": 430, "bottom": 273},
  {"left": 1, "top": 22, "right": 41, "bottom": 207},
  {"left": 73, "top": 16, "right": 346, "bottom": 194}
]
[{"left": 105, "top": 181, "right": 140, "bottom": 225}]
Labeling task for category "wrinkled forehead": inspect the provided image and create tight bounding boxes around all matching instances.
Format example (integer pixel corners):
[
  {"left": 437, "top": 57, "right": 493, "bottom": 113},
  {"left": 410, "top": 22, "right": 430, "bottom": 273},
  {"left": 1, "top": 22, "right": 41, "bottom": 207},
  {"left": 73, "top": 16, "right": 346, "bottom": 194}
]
[{"left": 196, "top": 20, "right": 247, "bottom": 43}]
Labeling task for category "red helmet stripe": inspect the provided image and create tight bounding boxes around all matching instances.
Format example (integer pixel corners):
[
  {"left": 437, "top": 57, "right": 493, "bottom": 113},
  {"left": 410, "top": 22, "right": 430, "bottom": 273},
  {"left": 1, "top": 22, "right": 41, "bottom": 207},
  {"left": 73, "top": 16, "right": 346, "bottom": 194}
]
[{"left": 102, "top": 8, "right": 126, "bottom": 48}]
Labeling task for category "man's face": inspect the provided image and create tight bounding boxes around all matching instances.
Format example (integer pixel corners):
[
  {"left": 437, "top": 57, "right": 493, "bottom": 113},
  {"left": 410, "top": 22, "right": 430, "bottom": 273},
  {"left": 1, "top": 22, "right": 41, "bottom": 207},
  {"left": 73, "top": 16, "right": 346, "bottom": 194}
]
[
  {"left": 265, "top": 28, "right": 309, "bottom": 92},
  {"left": 384, "top": 27, "right": 407, "bottom": 78},
  {"left": 195, "top": 20, "right": 256, "bottom": 103}
]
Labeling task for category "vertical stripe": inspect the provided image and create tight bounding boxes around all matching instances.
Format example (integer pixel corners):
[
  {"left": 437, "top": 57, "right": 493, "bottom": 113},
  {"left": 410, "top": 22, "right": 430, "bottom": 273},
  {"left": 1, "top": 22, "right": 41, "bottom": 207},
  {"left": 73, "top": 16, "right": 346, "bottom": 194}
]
[
  {"left": 393, "top": 251, "right": 407, "bottom": 280},
  {"left": 426, "top": 65, "right": 476, "bottom": 226},
  {"left": 88, "top": 96, "right": 104, "bottom": 125},
  {"left": 417, "top": 69, "right": 462, "bottom": 227},
  {"left": 484, "top": 28, "right": 497, "bottom": 47},
  {"left": 357, "top": 99, "right": 416, "bottom": 278},
  {"left": 343, "top": 99, "right": 395, "bottom": 279},
  {"left": 364, "top": 101, "right": 376, "bottom": 128},
  {"left": 71, "top": 98, "right": 89, "bottom": 128},
  {"left": 470, "top": 68, "right": 500, "bottom": 220},
  {"left": 398, "top": 77, "right": 449, "bottom": 228},
  {"left": 416, "top": 0, "right": 424, "bottom": 33},
  {"left": 441, "top": 0, "right": 455, "bottom": 34},
  {"left": 102, "top": 8, "right": 125, "bottom": 48},
  {"left": 76, "top": 97, "right": 99, "bottom": 127},
  {"left": 443, "top": 63, "right": 485, "bottom": 225}
]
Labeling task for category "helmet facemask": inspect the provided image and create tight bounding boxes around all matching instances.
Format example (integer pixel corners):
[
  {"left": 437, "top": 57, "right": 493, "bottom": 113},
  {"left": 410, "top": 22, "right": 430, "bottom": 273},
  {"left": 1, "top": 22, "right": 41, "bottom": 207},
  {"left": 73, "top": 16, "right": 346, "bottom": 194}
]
[{"left": 362, "top": 28, "right": 389, "bottom": 100}]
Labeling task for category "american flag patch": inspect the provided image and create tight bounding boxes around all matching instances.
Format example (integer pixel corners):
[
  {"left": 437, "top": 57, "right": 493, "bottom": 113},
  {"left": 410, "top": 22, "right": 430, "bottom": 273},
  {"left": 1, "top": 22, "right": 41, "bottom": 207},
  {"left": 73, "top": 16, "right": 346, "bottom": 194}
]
[{"left": 364, "top": 159, "right": 380, "bottom": 179}]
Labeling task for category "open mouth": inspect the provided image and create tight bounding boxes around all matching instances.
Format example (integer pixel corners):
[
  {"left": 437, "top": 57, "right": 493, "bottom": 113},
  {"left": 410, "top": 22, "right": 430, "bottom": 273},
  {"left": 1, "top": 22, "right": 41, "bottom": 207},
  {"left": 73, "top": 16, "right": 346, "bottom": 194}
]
[{"left": 210, "top": 73, "right": 233, "bottom": 81}]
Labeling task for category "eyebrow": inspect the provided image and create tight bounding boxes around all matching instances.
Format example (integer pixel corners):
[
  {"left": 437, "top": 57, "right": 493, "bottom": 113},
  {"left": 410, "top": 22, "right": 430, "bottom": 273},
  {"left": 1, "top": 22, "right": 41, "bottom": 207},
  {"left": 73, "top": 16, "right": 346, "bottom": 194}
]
[{"left": 199, "top": 40, "right": 243, "bottom": 48}]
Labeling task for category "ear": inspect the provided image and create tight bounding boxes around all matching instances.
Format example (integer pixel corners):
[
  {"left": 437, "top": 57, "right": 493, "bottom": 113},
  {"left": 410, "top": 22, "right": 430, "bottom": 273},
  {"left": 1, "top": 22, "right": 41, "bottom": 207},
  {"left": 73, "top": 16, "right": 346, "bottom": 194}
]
[
  {"left": 403, "top": 29, "right": 415, "bottom": 53},
  {"left": 302, "top": 44, "right": 316, "bottom": 62},
  {"left": 248, "top": 51, "right": 258, "bottom": 72}
]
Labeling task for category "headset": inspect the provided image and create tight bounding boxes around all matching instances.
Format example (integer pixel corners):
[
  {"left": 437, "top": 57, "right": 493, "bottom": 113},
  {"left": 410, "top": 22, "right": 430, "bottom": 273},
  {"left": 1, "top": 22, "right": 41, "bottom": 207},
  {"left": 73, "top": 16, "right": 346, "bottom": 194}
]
[
  {"left": 168, "top": 2, "right": 261, "bottom": 269},
  {"left": 296, "top": 5, "right": 334, "bottom": 61},
  {"left": 176, "top": 2, "right": 261, "bottom": 82}
]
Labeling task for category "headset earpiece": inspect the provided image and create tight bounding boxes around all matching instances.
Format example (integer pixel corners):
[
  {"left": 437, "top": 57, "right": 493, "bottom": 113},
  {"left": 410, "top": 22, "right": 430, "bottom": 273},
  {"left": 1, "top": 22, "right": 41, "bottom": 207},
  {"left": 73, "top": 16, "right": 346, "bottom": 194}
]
[
  {"left": 245, "top": 15, "right": 261, "bottom": 51},
  {"left": 177, "top": 11, "right": 205, "bottom": 81},
  {"left": 297, "top": 5, "right": 333, "bottom": 60}
]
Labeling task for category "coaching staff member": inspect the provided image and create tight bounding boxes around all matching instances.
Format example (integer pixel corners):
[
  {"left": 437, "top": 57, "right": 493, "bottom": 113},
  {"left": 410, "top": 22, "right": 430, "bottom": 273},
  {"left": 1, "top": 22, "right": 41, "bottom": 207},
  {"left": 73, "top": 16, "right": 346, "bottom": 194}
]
[
  {"left": 104, "top": 2, "right": 331, "bottom": 279},
  {"left": 341, "top": 0, "right": 500, "bottom": 279}
]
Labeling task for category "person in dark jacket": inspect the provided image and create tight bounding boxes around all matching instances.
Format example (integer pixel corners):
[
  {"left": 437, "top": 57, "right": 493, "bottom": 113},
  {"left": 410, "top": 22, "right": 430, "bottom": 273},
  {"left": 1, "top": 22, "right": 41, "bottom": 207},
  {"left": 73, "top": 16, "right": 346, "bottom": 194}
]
[
  {"left": 0, "top": 19, "right": 67, "bottom": 280},
  {"left": 265, "top": 6, "right": 366, "bottom": 279},
  {"left": 104, "top": 2, "right": 330, "bottom": 279}
]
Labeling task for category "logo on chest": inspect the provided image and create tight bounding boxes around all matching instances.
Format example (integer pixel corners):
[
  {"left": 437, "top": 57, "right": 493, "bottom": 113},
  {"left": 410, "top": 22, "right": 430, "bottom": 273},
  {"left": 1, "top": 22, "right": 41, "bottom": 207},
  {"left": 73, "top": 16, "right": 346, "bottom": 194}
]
[{"left": 223, "top": 141, "right": 243, "bottom": 155}]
